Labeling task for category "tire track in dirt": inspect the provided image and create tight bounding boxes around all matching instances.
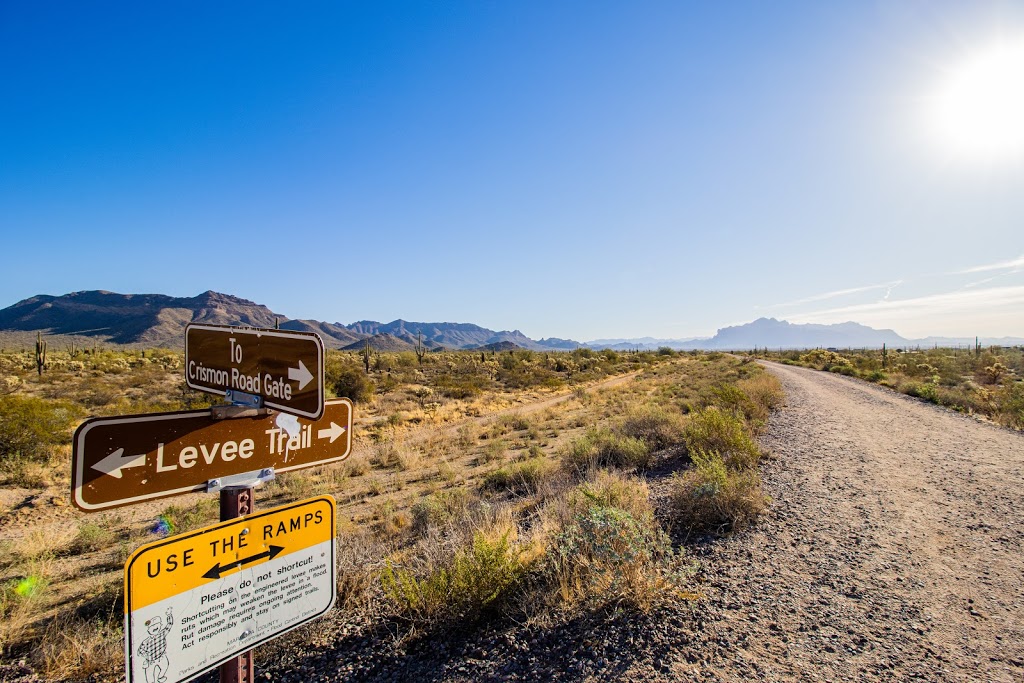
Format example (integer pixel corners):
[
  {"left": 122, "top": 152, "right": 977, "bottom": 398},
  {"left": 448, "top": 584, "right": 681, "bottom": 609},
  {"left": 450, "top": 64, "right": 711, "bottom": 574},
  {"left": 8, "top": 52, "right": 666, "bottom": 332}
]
[{"left": 689, "top": 362, "right": 1024, "bottom": 681}]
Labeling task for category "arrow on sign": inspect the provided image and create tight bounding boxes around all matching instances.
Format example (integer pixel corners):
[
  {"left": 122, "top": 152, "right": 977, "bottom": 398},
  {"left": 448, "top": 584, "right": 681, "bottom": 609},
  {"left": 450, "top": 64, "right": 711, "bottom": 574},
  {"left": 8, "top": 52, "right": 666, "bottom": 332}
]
[
  {"left": 317, "top": 422, "right": 346, "bottom": 443},
  {"left": 203, "top": 545, "right": 285, "bottom": 580},
  {"left": 288, "top": 361, "right": 314, "bottom": 390},
  {"left": 92, "top": 448, "right": 147, "bottom": 479}
]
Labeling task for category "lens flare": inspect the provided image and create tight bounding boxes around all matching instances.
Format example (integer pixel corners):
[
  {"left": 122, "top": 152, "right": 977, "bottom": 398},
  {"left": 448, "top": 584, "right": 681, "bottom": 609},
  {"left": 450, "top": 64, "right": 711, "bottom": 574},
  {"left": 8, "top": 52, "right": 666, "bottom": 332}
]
[{"left": 929, "top": 38, "right": 1024, "bottom": 162}]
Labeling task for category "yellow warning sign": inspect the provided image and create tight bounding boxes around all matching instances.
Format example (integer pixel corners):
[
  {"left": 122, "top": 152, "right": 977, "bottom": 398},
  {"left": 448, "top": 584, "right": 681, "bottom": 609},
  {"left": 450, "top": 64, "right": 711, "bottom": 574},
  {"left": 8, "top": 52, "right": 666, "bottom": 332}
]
[{"left": 124, "top": 496, "right": 335, "bottom": 683}]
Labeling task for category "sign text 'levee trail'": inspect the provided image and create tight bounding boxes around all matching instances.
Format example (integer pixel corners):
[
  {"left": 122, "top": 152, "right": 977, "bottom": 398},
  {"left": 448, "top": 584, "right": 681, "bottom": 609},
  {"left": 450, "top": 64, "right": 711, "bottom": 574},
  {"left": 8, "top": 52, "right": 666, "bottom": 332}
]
[{"left": 71, "top": 399, "right": 352, "bottom": 511}]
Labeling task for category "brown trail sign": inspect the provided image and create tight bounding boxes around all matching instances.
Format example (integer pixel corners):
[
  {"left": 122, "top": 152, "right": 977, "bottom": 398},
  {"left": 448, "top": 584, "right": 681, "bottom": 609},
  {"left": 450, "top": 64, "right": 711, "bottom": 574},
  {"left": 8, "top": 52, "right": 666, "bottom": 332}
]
[
  {"left": 71, "top": 399, "right": 352, "bottom": 511},
  {"left": 185, "top": 324, "right": 325, "bottom": 419}
]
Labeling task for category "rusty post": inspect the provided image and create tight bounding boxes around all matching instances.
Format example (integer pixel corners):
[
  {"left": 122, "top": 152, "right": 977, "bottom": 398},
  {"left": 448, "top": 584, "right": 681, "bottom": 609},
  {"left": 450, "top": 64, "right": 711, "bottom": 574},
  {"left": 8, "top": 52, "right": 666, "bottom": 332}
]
[{"left": 219, "top": 487, "right": 255, "bottom": 683}]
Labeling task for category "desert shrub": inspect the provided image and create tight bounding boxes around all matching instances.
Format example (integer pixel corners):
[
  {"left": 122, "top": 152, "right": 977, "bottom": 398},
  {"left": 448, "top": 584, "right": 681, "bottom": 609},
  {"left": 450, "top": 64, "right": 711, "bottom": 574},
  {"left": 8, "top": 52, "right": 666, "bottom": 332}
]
[
  {"left": 705, "top": 383, "right": 751, "bottom": 412},
  {"left": 32, "top": 614, "right": 122, "bottom": 680},
  {"left": 497, "top": 412, "right": 532, "bottom": 431},
  {"left": 997, "top": 382, "right": 1024, "bottom": 429},
  {"left": 736, "top": 373, "right": 784, "bottom": 421},
  {"left": 373, "top": 441, "right": 420, "bottom": 471},
  {"left": 155, "top": 499, "right": 217, "bottom": 535},
  {"left": 435, "top": 374, "right": 491, "bottom": 399},
  {"left": 411, "top": 489, "right": 471, "bottom": 535},
  {"left": 330, "top": 366, "right": 375, "bottom": 404},
  {"left": 479, "top": 439, "right": 506, "bottom": 464},
  {"left": 70, "top": 522, "right": 117, "bottom": 554},
  {"left": 670, "top": 450, "right": 767, "bottom": 534},
  {"left": 682, "top": 407, "right": 760, "bottom": 470},
  {"left": 902, "top": 381, "right": 939, "bottom": 403},
  {"left": 544, "top": 504, "right": 677, "bottom": 609},
  {"left": 483, "top": 457, "right": 556, "bottom": 496},
  {"left": 563, "top": 428, "right": 651, "bottom": 475},
  {"left": 0, "top": 395, "right": 79, "bottom": 462},
  {"left": 381, "top": 530, "right": 524, "bottom": 624},
  {"left": 618, "top": 405, "right": 685, "bottom": 451},
  {"left": 799, "top": 349, "right": 851, "bottom": 370},
  {"left": 566, "top": 470, "right": 654, "bottom": 526}
]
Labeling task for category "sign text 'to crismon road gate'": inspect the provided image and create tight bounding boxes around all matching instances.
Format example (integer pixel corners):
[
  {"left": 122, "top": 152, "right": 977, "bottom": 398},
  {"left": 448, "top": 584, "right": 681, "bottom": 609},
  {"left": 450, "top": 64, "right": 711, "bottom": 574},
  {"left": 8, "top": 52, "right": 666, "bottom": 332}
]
[
  {"left": 124, "top": 496, "right": 336, "bottom": 683},
  {"left": 185, "top": 324, "right": 325, "bottom": 419}
]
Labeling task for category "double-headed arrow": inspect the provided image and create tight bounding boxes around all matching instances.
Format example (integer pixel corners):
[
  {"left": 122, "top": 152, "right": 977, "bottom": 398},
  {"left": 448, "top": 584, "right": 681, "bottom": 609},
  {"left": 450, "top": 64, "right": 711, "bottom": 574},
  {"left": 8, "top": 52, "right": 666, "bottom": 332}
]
[{"left": 203, "top": 545, "right": 285, "bottom": 580}]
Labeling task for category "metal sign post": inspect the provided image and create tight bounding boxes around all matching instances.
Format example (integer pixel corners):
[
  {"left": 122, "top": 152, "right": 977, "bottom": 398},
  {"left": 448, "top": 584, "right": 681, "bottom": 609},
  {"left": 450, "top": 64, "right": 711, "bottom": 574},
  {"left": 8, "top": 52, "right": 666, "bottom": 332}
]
[{"left": 219, "top": 486, "right": 255, "bottom": 683}]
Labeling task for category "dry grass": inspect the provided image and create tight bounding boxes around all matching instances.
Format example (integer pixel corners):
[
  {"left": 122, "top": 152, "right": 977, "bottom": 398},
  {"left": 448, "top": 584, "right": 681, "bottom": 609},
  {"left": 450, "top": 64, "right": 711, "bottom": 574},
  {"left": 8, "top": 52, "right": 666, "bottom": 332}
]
[
  {"left": 670, "top": 450, "right": 767, "bottom": 534},
  {"left": 0, "top": 347, "right": 784, "bottom": 679},
  {"left": 33, "top": 614, "right": 123, "bottom": 680}
]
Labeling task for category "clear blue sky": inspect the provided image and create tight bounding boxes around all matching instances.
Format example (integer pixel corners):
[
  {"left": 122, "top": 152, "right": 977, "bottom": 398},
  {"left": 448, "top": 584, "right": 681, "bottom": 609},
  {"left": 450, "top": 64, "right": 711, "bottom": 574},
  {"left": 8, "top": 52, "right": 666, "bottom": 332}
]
[{"left": 2, "top": 1, "right": 1023, "bottom": 340}]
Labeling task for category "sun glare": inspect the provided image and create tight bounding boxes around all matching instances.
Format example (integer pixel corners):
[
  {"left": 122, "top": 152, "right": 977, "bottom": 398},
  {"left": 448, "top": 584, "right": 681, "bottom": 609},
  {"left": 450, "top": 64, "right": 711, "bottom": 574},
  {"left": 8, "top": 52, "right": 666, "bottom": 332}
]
[{"left": 929, "top": 38, "right": 1024, "bottom": 162}]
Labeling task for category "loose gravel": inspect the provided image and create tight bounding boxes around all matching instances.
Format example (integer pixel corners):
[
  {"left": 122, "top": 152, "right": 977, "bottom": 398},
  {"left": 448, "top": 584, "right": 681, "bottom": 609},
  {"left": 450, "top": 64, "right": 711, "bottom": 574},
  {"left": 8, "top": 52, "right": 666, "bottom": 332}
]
[{"left": 204, "top": 361, "right": 1024, "bottom": 682}]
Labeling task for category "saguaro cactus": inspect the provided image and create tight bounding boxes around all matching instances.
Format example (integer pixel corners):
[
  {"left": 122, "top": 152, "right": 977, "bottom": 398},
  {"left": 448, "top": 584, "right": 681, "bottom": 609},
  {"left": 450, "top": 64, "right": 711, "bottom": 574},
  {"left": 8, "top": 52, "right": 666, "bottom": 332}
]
[
  {"left": 882, "top": 343, "right": 888, "bottom": 369},
  {"left": 363, "top": 339, "right": 371, "bottom": 374},
  {"left": 415, "top": 331, "right": 426, "bottom": 364},
  {"left": 35, "top": 332, "right": 47, "bottom": 376}
]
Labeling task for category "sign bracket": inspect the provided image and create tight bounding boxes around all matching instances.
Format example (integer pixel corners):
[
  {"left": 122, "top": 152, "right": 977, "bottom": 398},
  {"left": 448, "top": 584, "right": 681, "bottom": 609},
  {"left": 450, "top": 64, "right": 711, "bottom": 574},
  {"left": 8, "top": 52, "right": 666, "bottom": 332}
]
[
  {"left": 210, "top": 405, "right": 274, "bottom": 420},
  {"left": 207, "top": 468, "right": 275, "bottom": 493},
  {"left": 224, "top": 389, "right": 263, "bottom": 409}
]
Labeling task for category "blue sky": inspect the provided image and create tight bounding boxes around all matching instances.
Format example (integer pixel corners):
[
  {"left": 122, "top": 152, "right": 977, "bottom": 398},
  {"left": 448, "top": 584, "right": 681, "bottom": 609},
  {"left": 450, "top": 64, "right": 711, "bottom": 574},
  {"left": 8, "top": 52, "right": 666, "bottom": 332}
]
[{"left": 2, "top": 1, "right": 1023, "bottom": 340}]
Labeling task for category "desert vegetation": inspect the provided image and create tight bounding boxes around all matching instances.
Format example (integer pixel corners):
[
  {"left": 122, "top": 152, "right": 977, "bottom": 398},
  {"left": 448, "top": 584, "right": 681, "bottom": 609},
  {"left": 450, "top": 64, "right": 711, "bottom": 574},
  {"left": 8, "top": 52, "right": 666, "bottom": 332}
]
[
  {"left": 0, "top": 343, "right": 781, "bottom": 680},
  {"left": 757, "top": 345, "right": 1024, "bottom": 429}
]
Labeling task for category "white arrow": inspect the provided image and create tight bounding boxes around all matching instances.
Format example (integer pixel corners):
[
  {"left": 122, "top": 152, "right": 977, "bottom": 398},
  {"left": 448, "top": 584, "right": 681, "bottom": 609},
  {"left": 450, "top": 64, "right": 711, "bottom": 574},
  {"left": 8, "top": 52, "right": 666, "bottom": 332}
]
[
  {"left": 92, "top": 448, "right": 146, "bottom": 479},
  {"left": 288, "top": 360, "right": 314, "bottom": 390},
  {"left": 317, "top": 422, "right": 346, "bottom": 443}
]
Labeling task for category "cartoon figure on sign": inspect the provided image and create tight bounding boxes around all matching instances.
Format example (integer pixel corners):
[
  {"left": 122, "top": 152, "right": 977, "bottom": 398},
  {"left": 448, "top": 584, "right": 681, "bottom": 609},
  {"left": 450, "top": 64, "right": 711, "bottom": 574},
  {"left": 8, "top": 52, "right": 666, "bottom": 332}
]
[{"left": 138, "top": 608, "right": 173, "bottom": 683}]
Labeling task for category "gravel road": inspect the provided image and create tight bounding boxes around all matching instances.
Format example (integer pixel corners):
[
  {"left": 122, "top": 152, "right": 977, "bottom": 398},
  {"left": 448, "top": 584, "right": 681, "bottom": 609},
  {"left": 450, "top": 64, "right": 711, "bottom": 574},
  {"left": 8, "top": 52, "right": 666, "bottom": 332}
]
[
  {"left": 688, "top": 361, "right": 1024, "bottom": 682},
  {"left": 218, "top": 361, "right": 1024, "bottom": 682}
]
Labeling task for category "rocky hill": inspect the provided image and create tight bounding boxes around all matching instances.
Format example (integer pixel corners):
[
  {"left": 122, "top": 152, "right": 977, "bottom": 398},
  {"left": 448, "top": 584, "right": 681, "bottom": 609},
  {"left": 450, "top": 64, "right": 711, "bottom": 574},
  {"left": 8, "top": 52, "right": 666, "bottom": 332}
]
[
  {"left": 0, "top": 290, "right": 280, "bottom": 346},
  {"left": 0, "top": 290, "right": 583, "bottom": 351},
  {"left": 702, "top": 318, "right": 909, "bottom": 350}
]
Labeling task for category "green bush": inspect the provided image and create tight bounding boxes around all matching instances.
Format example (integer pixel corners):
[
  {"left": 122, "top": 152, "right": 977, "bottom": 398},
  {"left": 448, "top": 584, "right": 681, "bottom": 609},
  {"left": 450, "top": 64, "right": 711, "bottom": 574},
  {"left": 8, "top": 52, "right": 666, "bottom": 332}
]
[
  {"left": 483, "top": 457, "right": 555, "bottom": 495},
  {"left": 411, "top": 489, "right": 470, "bottom": 535},
  {"left": 0, "top": 395, "right": 79, "bottom": 462},
  {"left": 998, "top": 382, "right": 1024, "bottom": 429},
  {"left": 670, "top": 450, "right": 767, "bottom": 534},
  {"left": 381, "top": 530, "right": 524, "bottom": 624},
  {"left": 563, "top": 428, "right": 651, "bottom": 474},
  {"left": 618, "top": 405, "right": 685, "bottom": 451},
  {"left": 329, "top": 366, "right": 375, "bottom": 404},
  {"left": 682, "top": 407, "right": 760, "bottom": 470},
  {"left": 545, "top": 504, "right": 676, "bottom": 609}
]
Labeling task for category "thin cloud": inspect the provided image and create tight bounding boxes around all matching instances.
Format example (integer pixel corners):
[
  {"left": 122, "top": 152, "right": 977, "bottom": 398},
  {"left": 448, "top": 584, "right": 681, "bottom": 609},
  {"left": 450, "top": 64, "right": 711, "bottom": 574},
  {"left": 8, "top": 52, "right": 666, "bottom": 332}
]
[
  {"left": 766, "top": 280, "right": 903, "bottom": 309},
  {"left": 955, "top": 255, "right": 1024, "bottom": 274},
  {"left": 788, "top": 285, "right": 1024, "bottom": 336}
]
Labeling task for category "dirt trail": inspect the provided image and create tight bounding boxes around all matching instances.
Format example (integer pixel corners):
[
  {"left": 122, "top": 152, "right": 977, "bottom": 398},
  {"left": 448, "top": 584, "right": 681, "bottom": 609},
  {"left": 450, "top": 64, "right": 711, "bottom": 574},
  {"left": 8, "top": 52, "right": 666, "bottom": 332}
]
[{"left": 690, "top": 362, "right": 1024, "bottom": 681}]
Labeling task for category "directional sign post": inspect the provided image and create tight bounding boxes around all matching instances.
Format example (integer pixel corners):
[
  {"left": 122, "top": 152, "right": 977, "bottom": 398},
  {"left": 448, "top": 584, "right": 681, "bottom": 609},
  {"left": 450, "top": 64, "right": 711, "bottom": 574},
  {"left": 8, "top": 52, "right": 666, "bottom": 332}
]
[
  {"left": 124, "top": 496, "right": 336, "bottom": 683},
  {"left": 72, "top": 399, "right": 352, "bottom": 511},
  {"left": 185, "top": 324, "right": 325, "bottom": 419}
]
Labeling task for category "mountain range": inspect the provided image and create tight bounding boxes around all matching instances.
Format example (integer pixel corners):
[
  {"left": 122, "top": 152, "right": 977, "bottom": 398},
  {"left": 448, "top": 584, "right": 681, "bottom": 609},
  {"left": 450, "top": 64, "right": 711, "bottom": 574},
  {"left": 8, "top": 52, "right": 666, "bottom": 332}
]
[{"left": 1, "top": 290, "right": 1021, "bottom": 351}]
